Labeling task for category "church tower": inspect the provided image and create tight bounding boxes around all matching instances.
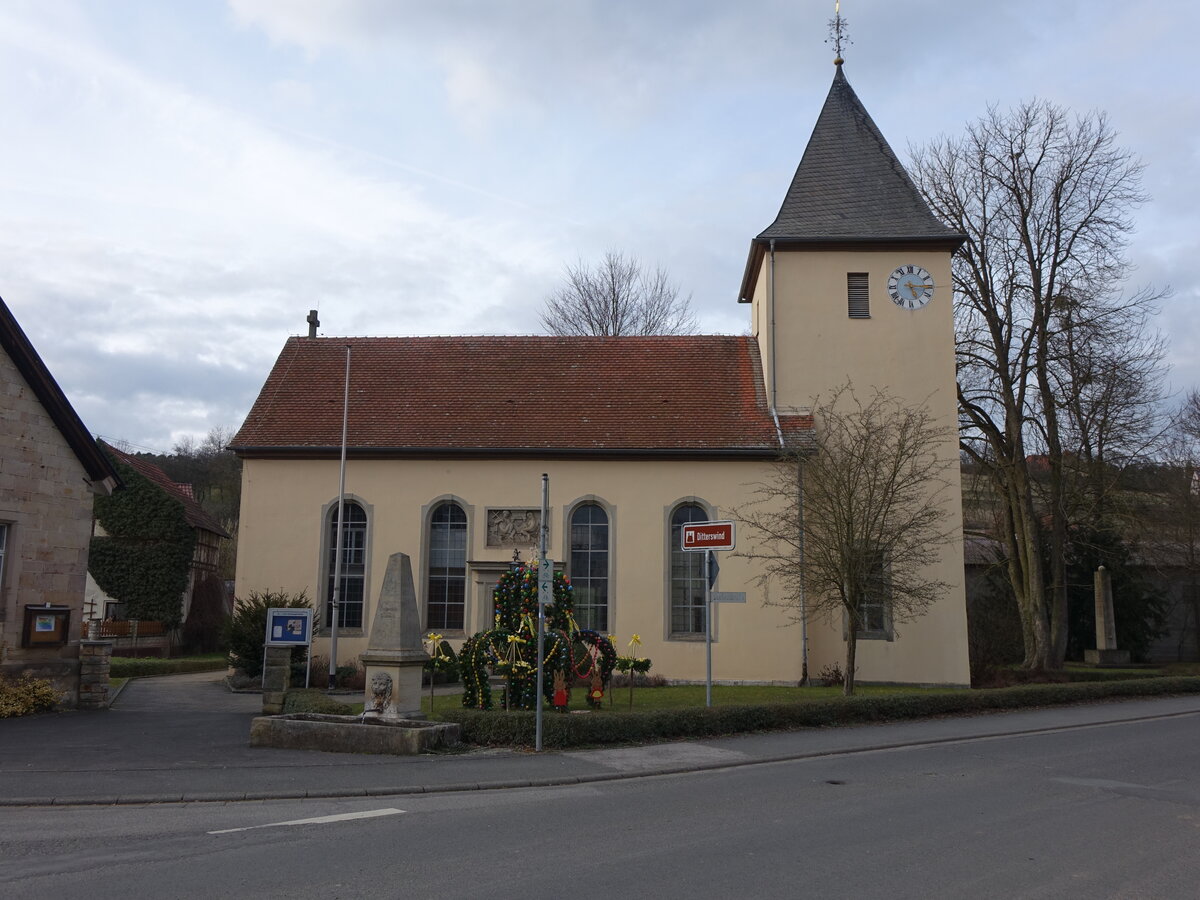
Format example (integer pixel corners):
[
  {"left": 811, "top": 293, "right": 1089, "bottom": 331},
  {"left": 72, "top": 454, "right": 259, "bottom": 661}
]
[{"left": 739, "top": 55, "right": 971, "bottom": 684}]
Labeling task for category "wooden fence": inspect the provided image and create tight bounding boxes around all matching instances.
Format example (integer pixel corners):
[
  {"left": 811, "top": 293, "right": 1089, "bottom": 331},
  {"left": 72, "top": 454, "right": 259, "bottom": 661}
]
[{"left": 93, "top": 619, "right": 172, "bottom": 656}]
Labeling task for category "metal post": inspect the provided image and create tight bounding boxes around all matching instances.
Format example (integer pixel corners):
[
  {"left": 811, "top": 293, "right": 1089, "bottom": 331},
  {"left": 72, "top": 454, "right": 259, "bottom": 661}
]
[
  {"left": 705, "top": 550, "right": 713, "bottom": 708},
  {"left": 328, "top": 345, "right": 351, "bottom": 690},
  {"left": 797, "top": 457, "right": 809, "bottom": 686},
  {"left": 535, "top": 473, "right": 549, "bottom": 752}
]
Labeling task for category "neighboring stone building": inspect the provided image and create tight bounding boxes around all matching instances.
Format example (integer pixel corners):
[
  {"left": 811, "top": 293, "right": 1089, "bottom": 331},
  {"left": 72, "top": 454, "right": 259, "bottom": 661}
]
[
  {"left": 232, "top": 61, "right": 972, "bottom": 686},
  {"left": 0, "top": 296, "right": 119, "bottom": 705}
]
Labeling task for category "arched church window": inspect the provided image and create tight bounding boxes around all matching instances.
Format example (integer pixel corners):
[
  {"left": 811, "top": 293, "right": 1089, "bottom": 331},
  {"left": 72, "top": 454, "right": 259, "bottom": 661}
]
[
  {"left": 325, "top": 501, "right": 367, "bottom": 630},
  {"left": 570, "top": 503, "right": 609, "bottom": 632},
  {"left": 427, "top": 501, "right": 467, "bottom": 631},
  {"left": 669, "top": 503, "right": 708, "bottom": 635}
]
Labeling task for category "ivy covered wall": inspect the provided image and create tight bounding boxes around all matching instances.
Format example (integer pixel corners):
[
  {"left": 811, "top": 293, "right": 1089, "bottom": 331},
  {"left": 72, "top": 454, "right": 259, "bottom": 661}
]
[{"left": 89, "top": 454, "right": 195, "bottom": 627}]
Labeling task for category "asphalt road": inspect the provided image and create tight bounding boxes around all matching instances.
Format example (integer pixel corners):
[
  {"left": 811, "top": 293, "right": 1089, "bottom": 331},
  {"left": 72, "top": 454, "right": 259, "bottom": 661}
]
[{"left": 4, "top": 708, "right": 1197, "bottom": 899}]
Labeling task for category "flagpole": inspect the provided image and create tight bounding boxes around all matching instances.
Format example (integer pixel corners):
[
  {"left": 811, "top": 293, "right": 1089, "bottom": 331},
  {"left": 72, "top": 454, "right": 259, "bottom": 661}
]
[{"left": 328, "top": 344, "right": 351, "bottom": 690}]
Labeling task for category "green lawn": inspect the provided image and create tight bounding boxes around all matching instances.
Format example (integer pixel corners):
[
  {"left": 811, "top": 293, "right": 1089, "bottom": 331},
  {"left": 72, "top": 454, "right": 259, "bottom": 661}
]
[{"left": 420, "top": 681, "right": 964, "bottom": 716}]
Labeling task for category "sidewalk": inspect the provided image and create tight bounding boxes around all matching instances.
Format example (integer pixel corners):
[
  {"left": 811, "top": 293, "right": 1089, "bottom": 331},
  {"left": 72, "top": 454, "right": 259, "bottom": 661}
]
[{"left": 2, "top": 671, "right": 1198, "bottom": 807}]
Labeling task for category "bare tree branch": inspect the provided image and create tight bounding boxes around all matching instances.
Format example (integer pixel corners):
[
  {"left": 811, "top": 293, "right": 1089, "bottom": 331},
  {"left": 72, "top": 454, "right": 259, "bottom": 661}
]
[
  {"left": 539, "top": 250, "right": 698, "bottom": 336},
  {"left": 734, "top": 384, "right": 955, "bottom": 695}
]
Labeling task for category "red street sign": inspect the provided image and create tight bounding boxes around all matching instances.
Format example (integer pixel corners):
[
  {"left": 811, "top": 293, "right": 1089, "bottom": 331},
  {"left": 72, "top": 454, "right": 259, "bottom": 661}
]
[{"left": 681, "top": 520, "right": 735, "bottom": 552}]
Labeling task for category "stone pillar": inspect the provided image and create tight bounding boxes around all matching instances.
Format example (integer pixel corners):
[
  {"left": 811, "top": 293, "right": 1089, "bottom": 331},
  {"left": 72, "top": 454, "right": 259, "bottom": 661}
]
[
  {"left": 1085, "top": 566, "right": 1131, "bottom": 666},
  {"left": 78, "top": 640, "right": 113, "bottom": 710},
  {"left": 262, "top": 646, "right": 292, "bottom": 715},
  {"left": 361, "top": 553, "right": 427, "bottom": 719}
]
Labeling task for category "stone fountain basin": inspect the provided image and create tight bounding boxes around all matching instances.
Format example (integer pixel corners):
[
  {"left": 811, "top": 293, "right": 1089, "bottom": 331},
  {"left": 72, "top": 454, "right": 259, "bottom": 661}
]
[{"left": 250, "top": 713, "right": 460, "bottom": 756}]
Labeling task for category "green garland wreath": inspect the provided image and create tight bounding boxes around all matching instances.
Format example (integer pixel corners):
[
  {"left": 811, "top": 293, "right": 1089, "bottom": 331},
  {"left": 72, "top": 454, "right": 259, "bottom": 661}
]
[{"left": 459, "top": 561, "right": 615, "bottom": 711}]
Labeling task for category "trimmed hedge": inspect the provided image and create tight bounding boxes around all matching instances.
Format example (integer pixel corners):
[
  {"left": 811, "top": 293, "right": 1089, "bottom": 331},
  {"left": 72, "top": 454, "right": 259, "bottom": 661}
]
[
  {"left": 438, "top": 676, "right": 1200, "bottom": 749},
  {"left": 109, "top": 655, "right": 227, "bottom": 678},
  {"left": 1061, "top": 668, "right": 1163, "bottom": 682}
]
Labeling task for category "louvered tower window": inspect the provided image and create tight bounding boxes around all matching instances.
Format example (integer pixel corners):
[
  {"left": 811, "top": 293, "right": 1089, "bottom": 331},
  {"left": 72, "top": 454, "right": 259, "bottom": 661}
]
[{"left": 848, "top": 272, "right": 869, "bottom": 318}]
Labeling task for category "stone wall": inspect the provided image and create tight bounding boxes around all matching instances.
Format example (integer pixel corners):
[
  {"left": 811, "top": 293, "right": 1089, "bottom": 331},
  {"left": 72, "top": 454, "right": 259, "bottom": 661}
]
[{"left": 0, "top": 348, "right": 97, "bottom": 705}]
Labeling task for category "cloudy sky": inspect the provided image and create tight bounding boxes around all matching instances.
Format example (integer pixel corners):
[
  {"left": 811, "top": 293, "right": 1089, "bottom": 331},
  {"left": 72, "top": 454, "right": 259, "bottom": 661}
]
[{"left": 3, "top": 0, "right": 1197, "bottom": 452}]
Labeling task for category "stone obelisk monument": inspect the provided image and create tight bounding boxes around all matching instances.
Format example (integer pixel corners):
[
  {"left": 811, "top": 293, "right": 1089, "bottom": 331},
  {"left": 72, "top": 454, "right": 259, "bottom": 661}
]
[
  {"left": 1084, "top": 565, "right": 1131, "bottom": 667},
  {"left": 360, "top": 553, "right": 429, "bottom": 718}
]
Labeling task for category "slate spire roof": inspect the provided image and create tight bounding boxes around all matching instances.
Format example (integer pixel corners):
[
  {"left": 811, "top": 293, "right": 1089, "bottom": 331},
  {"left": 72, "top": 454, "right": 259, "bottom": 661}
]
[{"left": 758, "top": 64, "right": 962, "bottom": 244}]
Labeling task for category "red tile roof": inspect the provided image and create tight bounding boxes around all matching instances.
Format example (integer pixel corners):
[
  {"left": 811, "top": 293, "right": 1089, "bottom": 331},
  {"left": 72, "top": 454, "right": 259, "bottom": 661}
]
[
  {"left": 102, "top": 443, "right": 230, "bottom": 537},
  {"left": 231, "top": 336, "right": 811, "bottom": 456}
]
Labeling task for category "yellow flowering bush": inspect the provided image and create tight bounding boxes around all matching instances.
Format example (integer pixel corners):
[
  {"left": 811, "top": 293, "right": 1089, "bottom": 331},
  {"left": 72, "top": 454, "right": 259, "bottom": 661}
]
[{"left": 0, "top": 674, "right": 63, "bottom": 717}]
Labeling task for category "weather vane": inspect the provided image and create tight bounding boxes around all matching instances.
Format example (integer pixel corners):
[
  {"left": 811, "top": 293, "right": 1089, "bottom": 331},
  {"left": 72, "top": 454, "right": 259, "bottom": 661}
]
[{"left": 827, "top": 0, "right": 851, "bottom": 64}]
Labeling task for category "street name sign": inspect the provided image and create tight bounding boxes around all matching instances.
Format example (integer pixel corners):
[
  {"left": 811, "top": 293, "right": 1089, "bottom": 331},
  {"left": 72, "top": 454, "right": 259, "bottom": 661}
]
[
  {"left": 681, "top": 520, "right": 735, "bottom": 552},
  {"left": 711, "top": 591, "right": 747, "bottom": 603}
]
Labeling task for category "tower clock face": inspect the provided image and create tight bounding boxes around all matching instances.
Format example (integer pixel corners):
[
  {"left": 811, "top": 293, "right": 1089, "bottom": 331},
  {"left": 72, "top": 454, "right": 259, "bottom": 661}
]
[{"left": 887, "top": 265, "right": 934, "bottom": 309}]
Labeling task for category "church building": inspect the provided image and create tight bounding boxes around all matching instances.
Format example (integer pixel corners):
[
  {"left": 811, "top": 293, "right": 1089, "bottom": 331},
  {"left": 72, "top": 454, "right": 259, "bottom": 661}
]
[{"left": 231, "top": 60, "right": 971, "bottom": 686}]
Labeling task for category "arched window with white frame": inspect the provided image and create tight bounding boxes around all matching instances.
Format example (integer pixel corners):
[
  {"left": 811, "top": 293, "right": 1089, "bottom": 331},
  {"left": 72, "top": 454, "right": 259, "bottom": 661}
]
[
  {"left": 570, "top": 503, "right": 609, "bottom": 632},
  {"left": 325, "top": 501, "right": 367, "bottom": 630},
  {"left": 670, "top": 503, "right": 708, "bottom": 635},
  {"left": 427, "top": 501, "right": 468, "bottom": 631}
]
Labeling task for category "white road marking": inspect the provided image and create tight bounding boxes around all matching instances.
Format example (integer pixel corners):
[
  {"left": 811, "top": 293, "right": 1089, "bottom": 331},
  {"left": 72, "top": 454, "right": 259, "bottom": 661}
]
[{"left": 208, "top": 807, "right": 405, "bottom": 834}]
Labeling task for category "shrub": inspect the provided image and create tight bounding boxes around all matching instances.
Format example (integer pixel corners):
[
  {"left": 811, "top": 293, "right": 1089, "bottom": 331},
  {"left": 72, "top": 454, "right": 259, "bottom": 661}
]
[
  {"left": 0, "top": 674, "right": 63, "bottom": 717},
  {"left": 423, "top": 640, "right": 460, "bottom": 685},
  {"left": 610, "top": 672, "right": 668, "bottom": 688},
  {"left": 223, "top": 590, "right": 312, "bottom": 677},
  {"left": 438, "top": 676, "right": 1200, "bottom": 749},
  {"left": 817, "top": 662, "right": 845, "bottom": 687},
  {"left": 306, "top": 655, "right": 365, "bottom": 691},
  {"left": 283, "top": 689, "right": 356, "bottom": 715}
]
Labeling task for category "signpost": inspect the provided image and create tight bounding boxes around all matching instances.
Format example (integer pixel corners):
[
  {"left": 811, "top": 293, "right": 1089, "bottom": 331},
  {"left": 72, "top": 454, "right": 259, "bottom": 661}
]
[
  {"left": 681, "top": 520, "right": 737, "bottom": 707},
  {"left": 538, "top": 560, "right": 554, "bottom": 607},
  {"left": 535, "top": 474, "right": 550, "bottom": 753},
  {"left": 264, "top": 607, "right": 314, "bottom": 687},
  {"left": 681, "top": 520, "right": 735, "bottom": 552}
]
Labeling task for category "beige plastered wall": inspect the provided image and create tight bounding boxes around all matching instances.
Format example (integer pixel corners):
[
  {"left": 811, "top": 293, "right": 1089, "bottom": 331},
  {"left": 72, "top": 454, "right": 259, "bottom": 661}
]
[
  {"left": 237, "top": 448, "right": 970, "bottom": 686},
  {"left": 751, "top": 247, "right": 970, "bottom": 686}
]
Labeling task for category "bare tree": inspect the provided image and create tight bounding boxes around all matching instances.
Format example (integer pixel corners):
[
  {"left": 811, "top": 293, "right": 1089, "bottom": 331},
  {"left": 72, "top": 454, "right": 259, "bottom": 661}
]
[
  {"left": 736, "top": 385, "right": 956, "bottom": 695},
  {"left": 1148, "top": 393, "right": 1200, "bottom": 661},
  {"left": 540, "top": 250, "right": 697, "bottom": 336},
  {"left": 911, "top": 100, "right": 1163, "bottom": 670},
  {"left": 1053, "top": 295, "right": 1167, "bottom": 528}
]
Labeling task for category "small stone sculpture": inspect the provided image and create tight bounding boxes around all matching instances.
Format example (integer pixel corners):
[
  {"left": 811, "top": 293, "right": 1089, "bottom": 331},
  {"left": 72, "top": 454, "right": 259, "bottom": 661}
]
[{"left": 365, "top": 671, "right": 393, "bottom": 716}]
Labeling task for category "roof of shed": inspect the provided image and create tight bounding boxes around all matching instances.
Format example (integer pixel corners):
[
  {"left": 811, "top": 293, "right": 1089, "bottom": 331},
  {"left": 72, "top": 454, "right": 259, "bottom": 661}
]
[{"left": 102, "top": 443, "right": 229, "bottom": 538}]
